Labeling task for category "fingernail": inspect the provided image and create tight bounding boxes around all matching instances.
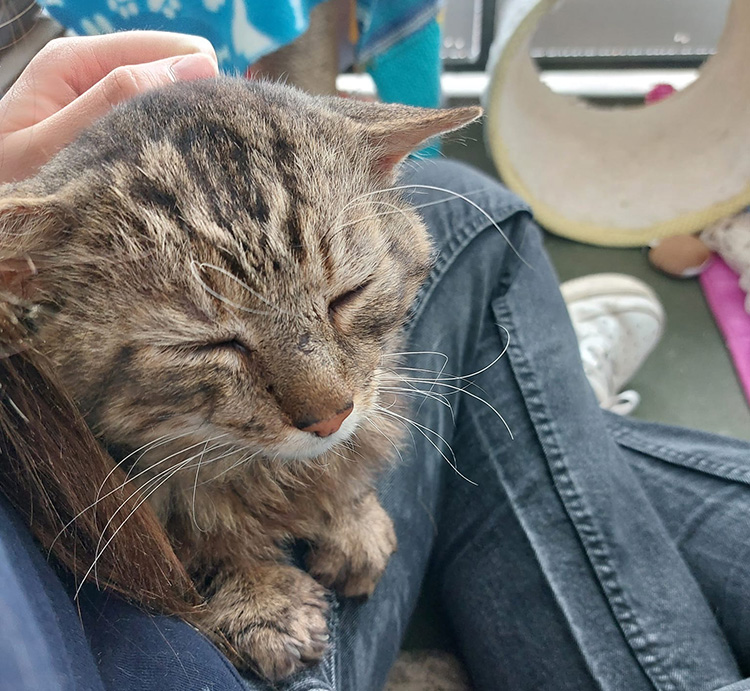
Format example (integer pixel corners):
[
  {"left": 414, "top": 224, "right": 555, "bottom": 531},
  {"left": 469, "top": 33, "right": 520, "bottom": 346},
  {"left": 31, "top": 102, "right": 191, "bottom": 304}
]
[{"left": 168, "top": 53, "right": 219, "bottom": 83}]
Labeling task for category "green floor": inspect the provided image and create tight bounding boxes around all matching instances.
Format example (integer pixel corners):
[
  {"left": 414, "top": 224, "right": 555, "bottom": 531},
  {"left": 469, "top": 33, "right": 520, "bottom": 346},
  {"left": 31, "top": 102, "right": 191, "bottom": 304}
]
[{"left": 400, "top": 120, "right": 750, "bottom": 654}]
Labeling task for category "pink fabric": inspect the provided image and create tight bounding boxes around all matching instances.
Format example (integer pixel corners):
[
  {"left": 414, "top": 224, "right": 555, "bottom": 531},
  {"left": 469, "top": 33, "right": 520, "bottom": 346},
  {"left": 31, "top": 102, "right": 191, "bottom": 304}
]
[{"left": 700, "top": 257, "right": 750, "bottom": 405}]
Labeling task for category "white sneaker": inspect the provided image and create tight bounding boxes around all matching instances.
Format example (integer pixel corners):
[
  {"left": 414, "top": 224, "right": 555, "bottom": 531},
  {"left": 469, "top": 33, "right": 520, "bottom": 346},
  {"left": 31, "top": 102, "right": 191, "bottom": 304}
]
[{"left": 560, "top": 273, "right": 666, "bottom": 415}]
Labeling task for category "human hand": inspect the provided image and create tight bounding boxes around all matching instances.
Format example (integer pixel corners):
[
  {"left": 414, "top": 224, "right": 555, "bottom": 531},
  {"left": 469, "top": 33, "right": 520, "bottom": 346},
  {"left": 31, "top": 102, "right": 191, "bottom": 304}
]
[{"left": 0, "top": 31, "right": 219, "bottom": 183}]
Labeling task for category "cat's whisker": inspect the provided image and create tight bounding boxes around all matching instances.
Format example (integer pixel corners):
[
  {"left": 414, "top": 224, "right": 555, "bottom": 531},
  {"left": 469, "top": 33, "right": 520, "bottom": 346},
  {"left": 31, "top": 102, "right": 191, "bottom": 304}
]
[
  {"left": 416, "top": 347, "right": 450, "bottom": 417},
  {"left": 337, "top": 187, "right": 489, "bottom": 228},
  {"left": 389, "top": 381, "right": 453, "bottom": 408},
  {"left": 99, "top": 438, "right": 233, "bottom": 537},
  {"left": 342, "top": 440, "right": 366, "bottom": 462},
  {"left": 387, "top": 374, "right": 514, "bottom": 440},
  {"left": 384, "top": 334, "right": 510, "bottom": 386},
  {"left": 336, "top": 187, "right": 427, "bottom": 222},
  {"left": 380, "top": 386, "right": 455, "bottom": 421},
  {"left": 190, "top": 440, "right": 211, "bottom": 533},
  {"left": 362, "top": 413, "right": 405, "bottom": 467},
  {"left": 380, "top": 350, "right": 456, "bottom": 412},
  {"left": 196, "top": 448, "right": 263, "bottom": 486},
  {"left": 25, "top": 249, "right": 160, "bottom": 271},
  {"left": 189, "top": 443, "right": 257, "bottom": 529},
  {"left": 383, "top": 368, "right": 490, "bottom": 406},
  {"left": 384, "top": 368, "right": 490, "bottom": 399},
  {"left": 120, "top": 434, "right": 232, "bottom": 490},
  {"left": 380, "top": 382, "right": 453, "bottom": 409},
  {"left": 324, "top": 199, "right": 417, "bottom": 246},
  {"left": 49, "top": 433, "right": 231, "bottom": 554},
  {"left": 375, "top": 405, "right": 477, "bottom": 486},
  {"left": 344, "top": 184, "right": 531, "bottom": 268},
  {"left": 374, "top": 393, "right": 422, "bottom": 454},
  {"left": 382, "top": 350, "right": 450, "bottom": 364},
  {"left": 87, "top": 440, "right": 241, "bottom": 588},
  {"left": 95, "top": 430, "right": 195, "bottom": 504},
  {"left": 332, "top": 200, "right": 410, "bottom": 235},
  {"left": 197, "top": 261, "right": 291, "bottom": 315},
  {"left": 189, "top": 260, "right": 275, "bottom": 317},
  {"left": 326, "top": 447, "right": 350, "bottom": 463},
  {"left": 81, "top": 450, "right": 208, "bottom": 595}
]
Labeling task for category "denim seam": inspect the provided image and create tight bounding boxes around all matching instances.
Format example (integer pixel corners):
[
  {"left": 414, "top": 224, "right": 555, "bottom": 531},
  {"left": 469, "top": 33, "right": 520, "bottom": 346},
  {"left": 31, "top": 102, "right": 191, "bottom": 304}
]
[
  {"left": 328, "top": 597, "right": 338, "bottom": 690},
  {"left": 610, "top": 427, "right": 750, "bottom": 486},
  {"left": 465, "top": 405, "right": 603, "bottom": 690},
  {"left": 405, "top": 204, "right": 530, "bottom": 333},
  {"left": 492, "top": 296, "right": 677, "bottom": 691}
]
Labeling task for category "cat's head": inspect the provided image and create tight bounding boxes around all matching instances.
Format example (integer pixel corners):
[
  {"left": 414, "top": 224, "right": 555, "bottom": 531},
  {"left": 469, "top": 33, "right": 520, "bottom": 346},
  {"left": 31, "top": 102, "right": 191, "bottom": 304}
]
[{"left": 0, "top": 78, "right": 479, "bottom": 465}]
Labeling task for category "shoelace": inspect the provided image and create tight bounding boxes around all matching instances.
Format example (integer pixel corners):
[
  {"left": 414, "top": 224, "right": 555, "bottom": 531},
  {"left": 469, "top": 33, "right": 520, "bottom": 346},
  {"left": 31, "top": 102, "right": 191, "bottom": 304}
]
[
  {"left": 602, "top": 389, "right": 640, "bottom": 415},
  {"left": 579, "top": 338, "right": 641, "bottom": 415}
]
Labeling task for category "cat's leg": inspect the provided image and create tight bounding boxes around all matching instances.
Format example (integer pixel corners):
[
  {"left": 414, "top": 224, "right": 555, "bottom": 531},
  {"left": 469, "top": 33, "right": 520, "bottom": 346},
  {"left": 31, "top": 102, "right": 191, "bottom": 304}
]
[
  {"left": 175, "top": 519, "right": 330, "bottom": 681},
  {"left": 196, "top": 557, "right": 330, "bottom": 681},
  {"left": 306, "top": 488, "right": 398, "bottom": 598}
]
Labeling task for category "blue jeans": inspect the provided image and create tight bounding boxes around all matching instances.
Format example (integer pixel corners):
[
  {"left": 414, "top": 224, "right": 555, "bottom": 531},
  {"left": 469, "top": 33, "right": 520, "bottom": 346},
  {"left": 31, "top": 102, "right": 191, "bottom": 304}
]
[{"left": 3, "top": 159, "right": 750, "bottom": 691}]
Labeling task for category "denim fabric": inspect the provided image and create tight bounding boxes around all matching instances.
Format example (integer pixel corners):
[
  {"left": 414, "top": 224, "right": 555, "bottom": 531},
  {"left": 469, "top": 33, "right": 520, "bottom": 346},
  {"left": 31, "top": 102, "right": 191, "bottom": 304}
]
[{"left": 3, "top": 159, "right": 750, "bottom": 691}]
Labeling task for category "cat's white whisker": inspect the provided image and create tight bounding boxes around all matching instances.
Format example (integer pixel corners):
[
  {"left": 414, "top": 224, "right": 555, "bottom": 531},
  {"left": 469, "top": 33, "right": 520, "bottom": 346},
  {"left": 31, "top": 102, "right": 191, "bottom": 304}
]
[
  {"left": 375, "top": 404, "right": 477, "bottom": 486},
  {"left": 382, "top": 350, "right": 450, "bottom": 364},
  {"left": 196, "top": 448, "right": 263, "bottom": 486},
  {"left": 338, "top": 188, "right": 489, "bottom": 228},
  {"left": 380, "top": 386, "right": 455, "bottom": 419},
  {"left": 324, "top": 199, "right": 418, "bottom": 246},
  {"left": 50, "top": 433, "right": 231, "bottom": 554},
  {"left": 416, "top": 347, "right": 450, "bottom": 417},
  {"left": 188, "top": 443, "right": 256, "bottom": 529},
  {"left": 334, "top": 200, "right": 411, "bottom": 232},
  {"left": 384, "top": 368, "right": 489, "bottom": 400},
  {"left": 344, "top": 184, "right": 530, "bottom": 268},
  {"left": 384, "top": 334, "right": 510, "bottom": 386},
  {"left": 381, "top": 378, "right": 453, "bottom": 406},
  {"left": 190, "top": 440, "right": 211, "bottom": 533},
  {"left": 86, "top": 440, "right": 240, "bottom": 588},
  {"left": 387, "top": 374, "right": 514, "bottom": 440},
  {"left": 189, "top": 260, "right": 275, "bottom": 317},
  {"left": 362, "top": 413, "right": 405, "bottom": 466},
  {"left": 81, "top": 451, "right": 205, "bottom": 595},
  {"left": 96, "top": 430, "right": 194, "bottom": 503}
]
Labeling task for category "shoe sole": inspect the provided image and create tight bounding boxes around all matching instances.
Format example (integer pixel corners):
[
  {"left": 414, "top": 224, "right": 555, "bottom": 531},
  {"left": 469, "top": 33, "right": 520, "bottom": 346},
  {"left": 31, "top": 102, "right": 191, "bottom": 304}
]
[{"left": 560, "top": 273, "right": 663, "bottom": 307}]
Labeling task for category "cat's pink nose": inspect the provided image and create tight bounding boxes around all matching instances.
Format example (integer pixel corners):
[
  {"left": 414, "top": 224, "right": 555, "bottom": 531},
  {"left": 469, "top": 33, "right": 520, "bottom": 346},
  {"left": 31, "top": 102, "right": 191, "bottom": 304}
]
[{"left": 298, "top": 404, "right": 353, "bottom": 438}]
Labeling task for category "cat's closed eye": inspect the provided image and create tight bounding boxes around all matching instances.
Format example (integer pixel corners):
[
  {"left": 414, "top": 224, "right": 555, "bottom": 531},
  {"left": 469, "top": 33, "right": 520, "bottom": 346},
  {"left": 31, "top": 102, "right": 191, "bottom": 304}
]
[
  {"left": 175, "top": 339, "right": 252, "bottom": 356},
  {"left": 328, "top": 281, "right": 373, "bottom": 321},
  {"left": 209, "top": 339, "right": 251, "bottom": 355}
]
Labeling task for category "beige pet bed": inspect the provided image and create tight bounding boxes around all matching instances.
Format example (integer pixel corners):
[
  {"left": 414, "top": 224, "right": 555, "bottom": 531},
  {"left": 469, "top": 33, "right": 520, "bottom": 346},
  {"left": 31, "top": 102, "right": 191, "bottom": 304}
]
[{"left": 484, "top": 0, "right": 750, "bottom": 246}]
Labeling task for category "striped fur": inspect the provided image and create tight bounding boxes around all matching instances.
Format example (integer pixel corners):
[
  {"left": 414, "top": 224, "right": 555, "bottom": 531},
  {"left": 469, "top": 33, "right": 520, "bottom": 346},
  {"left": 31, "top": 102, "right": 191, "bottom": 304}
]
[{"left": 0, "top": 78, "right": 480, "bottom": 680}]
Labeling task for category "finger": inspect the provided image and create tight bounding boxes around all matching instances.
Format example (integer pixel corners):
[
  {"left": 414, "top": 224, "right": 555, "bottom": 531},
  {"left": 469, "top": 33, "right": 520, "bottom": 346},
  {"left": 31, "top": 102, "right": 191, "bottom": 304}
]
[
  {"left": 1, "top": 53, "right": 218, "bottom": 182},
  {"left": 56, "top": 31, "right": 218, "bottom": 95},
  {"left": 2, "top": 32, "right": 218, "bottom": 128}
]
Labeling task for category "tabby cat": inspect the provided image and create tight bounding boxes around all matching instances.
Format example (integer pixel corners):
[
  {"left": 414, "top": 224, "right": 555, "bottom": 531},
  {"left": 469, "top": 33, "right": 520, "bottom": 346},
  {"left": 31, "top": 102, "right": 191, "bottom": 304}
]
[{"left": 0, "top": 77, "right": 479, "bottom": 681}]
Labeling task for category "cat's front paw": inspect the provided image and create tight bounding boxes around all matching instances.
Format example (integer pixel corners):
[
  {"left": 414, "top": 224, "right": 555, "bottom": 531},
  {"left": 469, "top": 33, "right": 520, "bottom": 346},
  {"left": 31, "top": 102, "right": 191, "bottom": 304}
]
[
  {"left": 308, "top": 493, "right": 397, "bottom": 598},
  {"left": 199, "top": 563, "right": 330, "bottom": 682}
]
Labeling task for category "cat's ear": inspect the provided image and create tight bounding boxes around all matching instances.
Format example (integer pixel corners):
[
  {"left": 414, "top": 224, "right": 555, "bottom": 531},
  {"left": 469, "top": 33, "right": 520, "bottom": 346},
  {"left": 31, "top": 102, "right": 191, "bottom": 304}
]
[
  {"left": 0, "top": 195, "right": 70, "bottom": 353},
  {"left": 327, "top": 99, "right": 482, "bottom": 175},
  {"left": 0, "top": 195, "right": 69, "bottom": 300}
]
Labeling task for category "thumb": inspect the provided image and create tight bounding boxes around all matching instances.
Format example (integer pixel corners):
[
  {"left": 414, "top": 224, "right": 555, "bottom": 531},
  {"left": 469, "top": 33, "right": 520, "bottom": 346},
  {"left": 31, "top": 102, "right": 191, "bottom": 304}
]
[{"left": 6, "top": 53, "right": 218, "bottom": 180}]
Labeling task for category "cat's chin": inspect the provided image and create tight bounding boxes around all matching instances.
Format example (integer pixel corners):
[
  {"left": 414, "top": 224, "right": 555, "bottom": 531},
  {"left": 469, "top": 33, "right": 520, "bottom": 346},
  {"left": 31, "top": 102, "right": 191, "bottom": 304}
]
[{"left": 272, "top": 408, "right": 362, "bottom": 462}]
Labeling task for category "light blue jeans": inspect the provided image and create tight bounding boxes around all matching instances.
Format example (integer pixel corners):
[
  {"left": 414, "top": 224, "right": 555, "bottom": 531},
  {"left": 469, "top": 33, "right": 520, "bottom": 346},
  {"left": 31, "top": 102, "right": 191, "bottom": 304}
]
[{"left": 4, "top": 159, "right": 750, "bottom": 691}]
